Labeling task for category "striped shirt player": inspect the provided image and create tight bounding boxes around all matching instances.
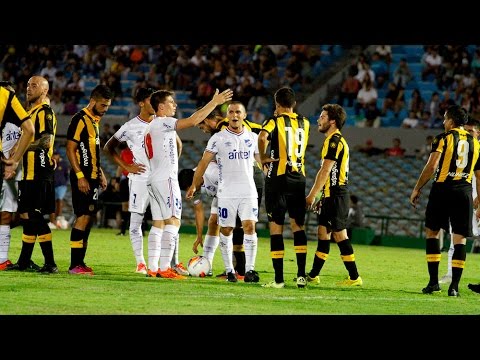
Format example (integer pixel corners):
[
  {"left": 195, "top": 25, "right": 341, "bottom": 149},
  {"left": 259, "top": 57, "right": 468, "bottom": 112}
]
[
  {"left": 0, "top": 81, "right": 34, "bottom": 271},
  {"left": 305, "top": 103, "right": 362, "bottom": 287},
  {"left": 15, "top": 76, "right": 57, "bottom": 273},
  {"left": 258, "top": 86, "right": 310, "bottom": 288},
  {"left": 410, "top": 105, "right": 480, "bottom": 296},
  {"left": 66, "top": 84, "right": 112, "bottom": 275}
]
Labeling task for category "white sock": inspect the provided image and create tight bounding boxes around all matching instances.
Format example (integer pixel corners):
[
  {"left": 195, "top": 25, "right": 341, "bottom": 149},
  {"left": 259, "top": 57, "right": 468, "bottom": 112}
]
[
  {"left": 243, "top": 232, "right": 258, "bottom": 272},
  {"left": 446, "top": 240, "right": 454, "bottom": 277},
  {"left": 203, "top": 235, "right": 219, "bottom": 266},
  {"left": 129, "top": 213, "right": 145, "bottom": 265},
  {"left": 0, "top": 225, "right": 11, "bottom": 263},
  {"left": 159, "top": 224, "right": 179, "bottom": 271},
  {"left": 171, "top": 233, "right": 180, "bottom": 267},
  {"left": 219, "top": 233, "right": 234, "bottom": 274},
  {"left": 147, "top": 226, "right": 163, "bottom": 272}
]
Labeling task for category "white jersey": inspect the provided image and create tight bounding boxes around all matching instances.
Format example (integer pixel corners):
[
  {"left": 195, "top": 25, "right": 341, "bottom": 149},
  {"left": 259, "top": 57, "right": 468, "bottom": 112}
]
[
  {"left": 113, "top": 116, "right": 151, "bottom": 182},
  {"left": 2, "top": 121, "right": 22, "bottom": 181},
  {"left": 145, "top": 116, "right": 179, "bottom": 184},
  {"left": 205, "top": 128, "right": 258, "bottom": 199},
  {"left": 201, "top": 160, "right": 219, "bottom": 198}
]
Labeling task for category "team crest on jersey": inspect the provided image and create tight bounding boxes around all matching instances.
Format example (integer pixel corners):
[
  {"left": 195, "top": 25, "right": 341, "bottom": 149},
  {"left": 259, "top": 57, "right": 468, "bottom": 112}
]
[
  {"left": 244, "top": 139, "right": 253, "bottom": 147},
  {"left": 163, "top": 123, "right": 173, "bottom": 129},
  {"left": 330, "top": 142, "right": 336, "bottom": 148},
  {"left": 433, "top": 138, "right": 438, "bottom": 144},
  {"left": 89, "top": 205, "right": 95, "bottom": 211},
  {"left": 46, "top": 113, "right": 52, "bottom": 121}
]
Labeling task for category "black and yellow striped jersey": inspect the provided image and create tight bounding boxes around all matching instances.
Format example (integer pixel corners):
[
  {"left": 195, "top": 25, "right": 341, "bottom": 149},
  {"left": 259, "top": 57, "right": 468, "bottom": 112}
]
[
  {"left": 320, "top": 129, "right": 349, "bottom": 198},
  {"left": 431, "top": 127, "right": 480, "bottom": 185},
  {"left": 261, "top": 112, "right": 310, "bottom": 190},
  {"left": 22, "top": 102, "right": 56, "bottom": 181},
  {"left": 66, "top": 107, "right": 102, "bottom": 180},
  {"left": 215, "top": 117, "right": 262, "bottom": 134},
  {"left": 0, "top": 86, "right": 30, "bottom": 152}
]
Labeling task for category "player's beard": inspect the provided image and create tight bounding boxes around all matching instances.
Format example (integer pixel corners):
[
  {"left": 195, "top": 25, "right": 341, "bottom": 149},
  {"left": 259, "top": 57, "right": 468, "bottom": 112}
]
[{"left": 318, "top": 122, "right": 330, "bottom": 133}]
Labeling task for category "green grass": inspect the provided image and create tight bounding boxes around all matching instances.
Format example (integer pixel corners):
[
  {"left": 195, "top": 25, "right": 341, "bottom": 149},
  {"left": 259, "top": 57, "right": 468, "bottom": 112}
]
[{"left": 1, "top": 227, "right": 480, "bottom": 315}]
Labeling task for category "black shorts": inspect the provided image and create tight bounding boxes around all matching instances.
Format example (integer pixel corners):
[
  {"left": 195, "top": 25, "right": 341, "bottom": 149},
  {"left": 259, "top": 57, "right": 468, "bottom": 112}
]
[
  {"left": 70, "top": 172, "right": 100, "bottom": 216},
  {"left": 119, "top": 177, "right": 129, "bottom": 202},
  {"left": 425, "top": 183, "right": 473, "bottom": 237},
  {"left": 18, "top": 179, "right": 55, "bottom": 215},
  {"left": 264, "top": 187, "right": 306, "bottom": 226},
  {"left": 317, "top": 191, "right": 349, "bottom": 232}
]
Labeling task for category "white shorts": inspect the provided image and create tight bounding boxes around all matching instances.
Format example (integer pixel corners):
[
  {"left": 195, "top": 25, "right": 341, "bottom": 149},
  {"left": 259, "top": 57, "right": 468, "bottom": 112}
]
[
  {"left": 217, "top": 197, "right": 258, "bottom": 228},
  {"left": 147, "top": 178, "right": 182, "bottom": 221},
  {"left": 129, "top": 179, "right": 150, "bottom": 214},
  {"left": 0, "top": 179, "right": 18, "bottom": 213}
]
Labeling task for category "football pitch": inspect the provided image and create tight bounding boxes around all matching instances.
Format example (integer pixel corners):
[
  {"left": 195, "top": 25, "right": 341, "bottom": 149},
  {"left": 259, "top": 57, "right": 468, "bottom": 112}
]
[{"left": 1, "top": 227, "right": 480, "bottom": 315}]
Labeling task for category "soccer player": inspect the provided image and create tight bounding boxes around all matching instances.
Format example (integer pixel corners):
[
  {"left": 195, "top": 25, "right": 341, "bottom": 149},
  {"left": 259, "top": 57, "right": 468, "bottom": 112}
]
[
  {"left": 7, "top": 76, "right": 58, "bottom": 273},
  {"left": 178, "top": 161, "right": 219, "bottom": 276},
  {"left": 66, "top": 84, "right": 113, "bottom": 275},
  {"left": 410, "top": 105, "right": 480, "bottom": 297},
  {"left": 439, "top": 117, "right": 480, "bottom": 285},
  {"left": 0, "top": 81, "right": 35, "bottom": 181},
  {"left": 258, "top": 86, "right": 311, "bottom": 289},
  {"left": 0, "top": 119, "right": 22, "bottom": 271},
  {"left": 186, "top": 101, "right": 261, "bottom": 283},
  {"left": 305, "top": 103, "right": 363, "bottom": 287},
  {"left": 196, "top": 105, "right": 264, "bottom": 277},
  {"left": 144, "top": 88, "right": 233, "bottom": 279},
  {"left": 103, "top": 87, "right": 188, "bottom": 276},
  {"left": 0, "top": 81, "right": 35, "bottom": 271}
]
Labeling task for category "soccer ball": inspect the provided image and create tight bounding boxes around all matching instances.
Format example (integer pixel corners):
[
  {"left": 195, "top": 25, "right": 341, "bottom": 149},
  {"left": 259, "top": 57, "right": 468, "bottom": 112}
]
[
  {"left": 56, "top": 216, "right": 69, "bottom": 230},
  {"left": 187, "top": 255, "right": 211, "bottom": 277}
]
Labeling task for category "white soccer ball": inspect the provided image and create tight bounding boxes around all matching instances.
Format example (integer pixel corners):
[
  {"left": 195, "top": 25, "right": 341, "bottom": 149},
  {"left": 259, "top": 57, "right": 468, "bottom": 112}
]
[
  {"left": 187, "top": 255, "right": 211, "bottom": 277},
  {"left": 56, "top": 216, "right": 69, "bottom": 230}
]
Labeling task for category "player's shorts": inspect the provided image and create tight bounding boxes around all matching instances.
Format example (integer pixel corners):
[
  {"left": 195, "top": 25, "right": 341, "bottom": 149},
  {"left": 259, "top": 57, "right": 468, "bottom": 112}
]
[
  {"left": 0, "top": 179, "right": 18, "bottom": 212},
  {"left": 70, "top": 173, "right": 100, "bottom": 216},
  {"left": 264, "top": 187, "right": 306, "bottom": 226},
  {"left": 426, "top": 183, "right": 473, "bottom": 237},
  {"left": 18, "top": 179, "right": 55, "bottom": 215},
  {"left": 128, "top": 179, "right": 150, "bottom": 214},
  {"left": 55, "top": 184, "right": 67, "bottom": 201},
  {"left": 217, "top": 197, "right": 258, "bottom": 228},
  {"left": 316, "top": 190, "right": 349, "bottom": 232},
  {"left": 147, "top": 178, "right": 182, "bottom": 221}
]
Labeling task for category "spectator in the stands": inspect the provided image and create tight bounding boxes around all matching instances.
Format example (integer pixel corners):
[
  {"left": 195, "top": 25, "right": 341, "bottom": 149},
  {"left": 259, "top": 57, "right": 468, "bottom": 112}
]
[
  {"left": 408, "top": 88, "right": 426, "bottom": 118},
  {"left": 337, "top": 68, "right": 361, "bottom": 107},
  {"left": 381, "top": 82, "right": 405, "bottom": 117},
  {"left": 401, "top": 110, "right": 420, "bottom": 129},
  {"left": 392, "top": 57, "right": 413, "bottom": 88},
  {"left": 384, "top": 137, "right": 406, "bottom": 157},
  {"left": 355, "top": 76, "right": 378, "bottom": 116}
]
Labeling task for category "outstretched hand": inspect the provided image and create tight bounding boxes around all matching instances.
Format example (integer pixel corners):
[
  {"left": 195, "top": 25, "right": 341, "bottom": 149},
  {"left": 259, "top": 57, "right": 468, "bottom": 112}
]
[{"left": 212, "top": 88, "right": 233, "bottom": 105}]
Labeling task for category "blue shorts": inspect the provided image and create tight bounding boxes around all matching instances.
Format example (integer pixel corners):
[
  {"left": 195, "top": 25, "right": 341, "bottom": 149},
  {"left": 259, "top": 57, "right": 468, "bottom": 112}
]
[{"left": 55, "top": 185, "right": 67, "bottom": 201}]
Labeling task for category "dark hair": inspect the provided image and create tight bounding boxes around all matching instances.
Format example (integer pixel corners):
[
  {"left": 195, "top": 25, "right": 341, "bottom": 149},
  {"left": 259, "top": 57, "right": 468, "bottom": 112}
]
[
  {"left": 445, "top": 105, "right": 468, "bottom": 126},
  {"left": 274, "top": 86, "right": 296, "bottom": 108},
  {"left": 135, "top": 87, "right": 156, "bottom": 103},
  {"left": 466, "top": 116, "right": 480, "bottom": 129},
  {"left": 150, "top": 90, "right": 174, "bottom": 113},
  {"left": 322, "top": 103, "right": 347, "bottom": 130},
  {"left": 90, "top": 84, "right": 113, "bottom": 101},
  {"left": 178, "top": 168, "right": 194, "bottom": 191}
]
